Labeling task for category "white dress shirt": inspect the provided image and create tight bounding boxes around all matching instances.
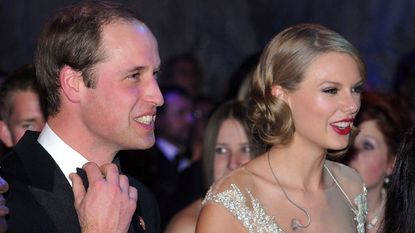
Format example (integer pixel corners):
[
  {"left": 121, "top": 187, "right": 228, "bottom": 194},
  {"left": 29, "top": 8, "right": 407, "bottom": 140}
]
[
  {"left": 156, "top": 137, "right": 190, "bottom": 172},
  {"left": 37, "top": 123, "right": 89, "bottom": 185}
]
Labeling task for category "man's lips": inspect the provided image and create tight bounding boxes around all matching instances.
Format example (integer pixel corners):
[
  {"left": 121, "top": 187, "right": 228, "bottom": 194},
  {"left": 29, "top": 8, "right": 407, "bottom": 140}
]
[{"left": 134, "top": 115, "right": 156, "bottom": 125}]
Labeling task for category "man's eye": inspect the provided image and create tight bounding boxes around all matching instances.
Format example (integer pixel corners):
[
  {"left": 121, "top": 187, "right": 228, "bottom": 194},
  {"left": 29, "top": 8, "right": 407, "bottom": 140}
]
[
  {"left": 153, "top": 69, "right": 160, "bottom": 78},
  {"left": 21, "top": 123, "right": 34, "bottom": 130},
  {"left": 127, "top": 73, "right": 141, "bottom": 80}
]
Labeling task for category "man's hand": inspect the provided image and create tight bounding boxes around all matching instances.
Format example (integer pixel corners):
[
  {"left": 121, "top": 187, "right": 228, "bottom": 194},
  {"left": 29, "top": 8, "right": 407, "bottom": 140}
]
[{"left": 70, "top": 162, "right": 137, "bottom": 233}]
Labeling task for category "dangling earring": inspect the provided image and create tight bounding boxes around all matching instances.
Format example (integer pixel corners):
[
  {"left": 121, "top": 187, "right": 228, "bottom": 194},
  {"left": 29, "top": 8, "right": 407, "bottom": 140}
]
[{"left": 384, "top": 176, "right": 390, "bottom": 185}]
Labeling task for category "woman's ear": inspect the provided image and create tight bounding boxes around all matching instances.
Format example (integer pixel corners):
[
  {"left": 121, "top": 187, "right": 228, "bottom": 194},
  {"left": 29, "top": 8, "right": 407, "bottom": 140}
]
[
  {"left": 386, "top": 155, "right": 397, "bottom": 175},
  {"left": 59, "top": 65, "right": 82, "bottom": 103},
  {"left": 271, "top": 85, "right": 288, "bottom": 101}
]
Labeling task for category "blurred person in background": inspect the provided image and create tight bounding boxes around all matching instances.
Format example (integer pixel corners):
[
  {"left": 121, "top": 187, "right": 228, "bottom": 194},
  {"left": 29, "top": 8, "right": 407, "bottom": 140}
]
[
  {"left": 0, "top": 64, "right": 45, "bottom": 150},
  {"left": 380, "top": 125, "right": 415, "bottom": 233},
  {"left": 165, "top": 100, "right": 262, "bottom": 233},
  {"left": 340, "top": 92, "right": 413, "bottom": 233},
  {"left": 161, "top": 53, "right": 203, "bottom": 98}
]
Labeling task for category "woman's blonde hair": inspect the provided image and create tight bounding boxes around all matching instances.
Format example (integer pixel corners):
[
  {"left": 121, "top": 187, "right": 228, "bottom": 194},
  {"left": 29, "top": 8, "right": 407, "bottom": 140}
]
[{"left": 248, "top": 24, "right": 366, "bottom": 152}]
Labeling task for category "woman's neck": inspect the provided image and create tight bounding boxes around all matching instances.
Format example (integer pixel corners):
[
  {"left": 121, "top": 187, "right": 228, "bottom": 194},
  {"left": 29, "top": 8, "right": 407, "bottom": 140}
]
[
  {"left": 268, "top": 144, "right": 327, "bottom": 191},
  {"left": 367, "top": 185, "right": 385, "bottom": 215}
]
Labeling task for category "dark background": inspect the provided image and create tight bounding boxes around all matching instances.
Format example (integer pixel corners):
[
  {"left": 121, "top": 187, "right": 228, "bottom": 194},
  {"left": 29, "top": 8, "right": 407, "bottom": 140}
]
[{"left": 1, "top": 0, "right": 414, "bottom": 100}]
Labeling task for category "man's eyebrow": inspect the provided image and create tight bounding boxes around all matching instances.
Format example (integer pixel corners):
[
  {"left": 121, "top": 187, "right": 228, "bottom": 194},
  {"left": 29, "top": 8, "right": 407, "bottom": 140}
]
[
  {"left": 126, "top": 66, "right": 148, "bottom": 73},
  {"left": 16, "top": 118, "right": 38, "bottom": 124}
]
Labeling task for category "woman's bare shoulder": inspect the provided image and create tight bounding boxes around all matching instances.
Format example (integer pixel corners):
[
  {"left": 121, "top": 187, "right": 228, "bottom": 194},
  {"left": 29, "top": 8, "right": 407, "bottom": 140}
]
[
  {"left": 165, "top": 199, "right": 202, "bottom": 233},
  {"left": 325, "top": 160, "right": 365, "bottom": 197},
  {"left": 210, "top": 155, "right": 266, "bottom": 193}
]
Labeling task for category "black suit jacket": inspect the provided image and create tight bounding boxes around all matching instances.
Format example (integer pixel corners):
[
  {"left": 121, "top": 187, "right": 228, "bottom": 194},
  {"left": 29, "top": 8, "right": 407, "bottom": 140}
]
[
  {"left": 0, "top": 131, "right": 160, "bottom": 233},
  {"left": 119, "top": 145, "right": 182, "bottom": 228}
]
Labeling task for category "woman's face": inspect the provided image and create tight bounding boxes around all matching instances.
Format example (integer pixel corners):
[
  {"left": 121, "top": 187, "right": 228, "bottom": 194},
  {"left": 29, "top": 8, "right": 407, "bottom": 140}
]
[
  {"left": 213, "top": 119, "right": 252, "bottom": 181},
  {"left": 349, "top": 120, "right": 394, "bottom": 190},
  {"left": 279, "top": 52, "right": 363, "bottom": 152}
]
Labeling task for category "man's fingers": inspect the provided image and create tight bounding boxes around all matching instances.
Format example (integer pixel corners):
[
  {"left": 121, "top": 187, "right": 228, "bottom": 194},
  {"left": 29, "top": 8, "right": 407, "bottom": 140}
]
[
  {"left": 100, "top": 163, "right": 120, "bottom": 186},
  {"left": 119, "top": 174, "right": 132, "bottom": 194},
  {"left": 128, "top": 186, "right": 138, "bottom": 202},
  {"left": 82, "top": 162, "right": 104, "bottom": 186},
  {"left": 70, "top": 173, "right": 86, "bottom": 208},
  {"left": 128, "top": 186, "right": 138, "bottom": 214}
]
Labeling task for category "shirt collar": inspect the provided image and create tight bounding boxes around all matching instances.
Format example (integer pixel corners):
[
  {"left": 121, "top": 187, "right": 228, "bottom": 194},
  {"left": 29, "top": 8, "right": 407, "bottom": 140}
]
[
  {"left": 156, "top": 138, "right": 180, "bottom": 162},
  {"left": 37, "top": 123, "right": 89, "bottom": 185}
]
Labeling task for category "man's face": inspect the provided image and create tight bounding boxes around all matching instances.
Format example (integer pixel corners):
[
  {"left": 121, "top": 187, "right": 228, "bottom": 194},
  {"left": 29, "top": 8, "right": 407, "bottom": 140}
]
[
  {"left": 78, "top": 21, "right": 163, "bottom": 152},
  {"left": 0, "top": 90, "right": 45, "bottom": 147}
]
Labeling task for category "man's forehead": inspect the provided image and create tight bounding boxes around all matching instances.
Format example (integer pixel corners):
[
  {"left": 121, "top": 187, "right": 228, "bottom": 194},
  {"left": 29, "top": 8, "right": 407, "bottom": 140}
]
[{"left": 100, "top": 21, "right": 159, "bottom": 62}]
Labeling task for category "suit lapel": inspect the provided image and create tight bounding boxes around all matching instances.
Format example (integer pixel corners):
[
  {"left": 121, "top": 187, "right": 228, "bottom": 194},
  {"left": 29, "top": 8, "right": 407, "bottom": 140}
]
[
  {"left": 129, "top": 201, "right": 145, "bottom": 233},
  {"left": 28, "top": 167, "right": 80, "bottom": 233},
  {"left": 15, "top": 131, "right": 147, "bottom": 233},
  {"left": 114, "top": 157, "right": 144, "bottom": 233},
  {"left": 16, "top": 131, "right": 81, "bottom": 233}
]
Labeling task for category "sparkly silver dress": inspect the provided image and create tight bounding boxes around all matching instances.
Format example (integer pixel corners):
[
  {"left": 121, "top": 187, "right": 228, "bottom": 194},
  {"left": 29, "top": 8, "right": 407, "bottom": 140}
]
[{"left": 202, "top": 161, "right": 367, "bottom": 233}]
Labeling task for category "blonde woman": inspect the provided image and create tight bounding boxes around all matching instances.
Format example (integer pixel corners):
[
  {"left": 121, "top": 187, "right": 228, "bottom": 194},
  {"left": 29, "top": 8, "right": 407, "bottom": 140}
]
[{"left": 196, "top": 24, "right": 368, "bottom": 233}]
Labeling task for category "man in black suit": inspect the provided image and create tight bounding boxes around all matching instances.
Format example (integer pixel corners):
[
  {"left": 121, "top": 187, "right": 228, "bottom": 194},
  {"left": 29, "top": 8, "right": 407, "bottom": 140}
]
[
  {"left": 0, "top": 1, "right": 163, "bottom": 232},
  {"left": 0, "top": 64, "right": 45, "bottom": 154}
]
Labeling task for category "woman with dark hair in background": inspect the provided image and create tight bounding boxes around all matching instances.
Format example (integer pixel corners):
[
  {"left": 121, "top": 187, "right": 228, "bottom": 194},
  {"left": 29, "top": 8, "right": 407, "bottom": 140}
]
[
  {"left": 342, "top": 92, "right": 413, "bottom": 232},
  {"left": 165, "top": 100, "right": 260, "bottom": 233},
  {"left": 380, "top": 125, "right": 415, "bottom": 233}
]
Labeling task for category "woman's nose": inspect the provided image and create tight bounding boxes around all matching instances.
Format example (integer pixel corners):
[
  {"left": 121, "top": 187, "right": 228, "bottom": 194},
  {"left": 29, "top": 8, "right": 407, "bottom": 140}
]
[
  {"left": 342, "top": 93, "right": 360, "bottom": 114},
  {"left": 228, "top": 153, "right": 242, "bottom": 170}
]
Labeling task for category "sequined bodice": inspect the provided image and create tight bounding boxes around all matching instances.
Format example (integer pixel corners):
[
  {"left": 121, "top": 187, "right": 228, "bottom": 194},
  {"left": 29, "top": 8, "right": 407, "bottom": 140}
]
[{"left": 202, "top": 180, "right": 367, "bottom": 233}]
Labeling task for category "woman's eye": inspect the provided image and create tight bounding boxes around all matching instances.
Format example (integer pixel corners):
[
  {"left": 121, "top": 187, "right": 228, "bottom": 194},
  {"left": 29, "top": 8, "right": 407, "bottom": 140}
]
[
  {"left": 322, "top": 88, "right": 338, "bottom": 94},
  {"left": 241, "top": 146, "right": 252, "bottom": 154},
  {"left": 352, "top": 85, "right": 363, "bottom": 94},
  {"left": 215, "top": 147, "right": 229, "bottom": 155},
  {"left": 363, "top": 141, "right": 374, "bottom": 150}
]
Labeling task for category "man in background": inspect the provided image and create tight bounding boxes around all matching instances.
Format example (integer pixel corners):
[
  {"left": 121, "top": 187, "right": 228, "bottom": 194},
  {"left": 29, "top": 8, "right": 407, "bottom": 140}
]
[{"left": 0, "top": 64, "right": 45, "bottom": 151}]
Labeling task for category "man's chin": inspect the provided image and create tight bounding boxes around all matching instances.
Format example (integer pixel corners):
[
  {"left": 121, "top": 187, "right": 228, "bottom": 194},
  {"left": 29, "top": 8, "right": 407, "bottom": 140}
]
[{"left": 134, "top": 138, "right": 156, "bottom": 150}]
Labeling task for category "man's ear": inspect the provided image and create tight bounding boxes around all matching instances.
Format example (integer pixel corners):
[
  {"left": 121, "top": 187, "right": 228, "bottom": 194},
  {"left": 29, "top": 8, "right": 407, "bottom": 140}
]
[
  {"left": 0, "top": 121, "right": 13, "bottom": 148},
  {"left": 59, "top": 65, "right": 82, "bottom": 103}
]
